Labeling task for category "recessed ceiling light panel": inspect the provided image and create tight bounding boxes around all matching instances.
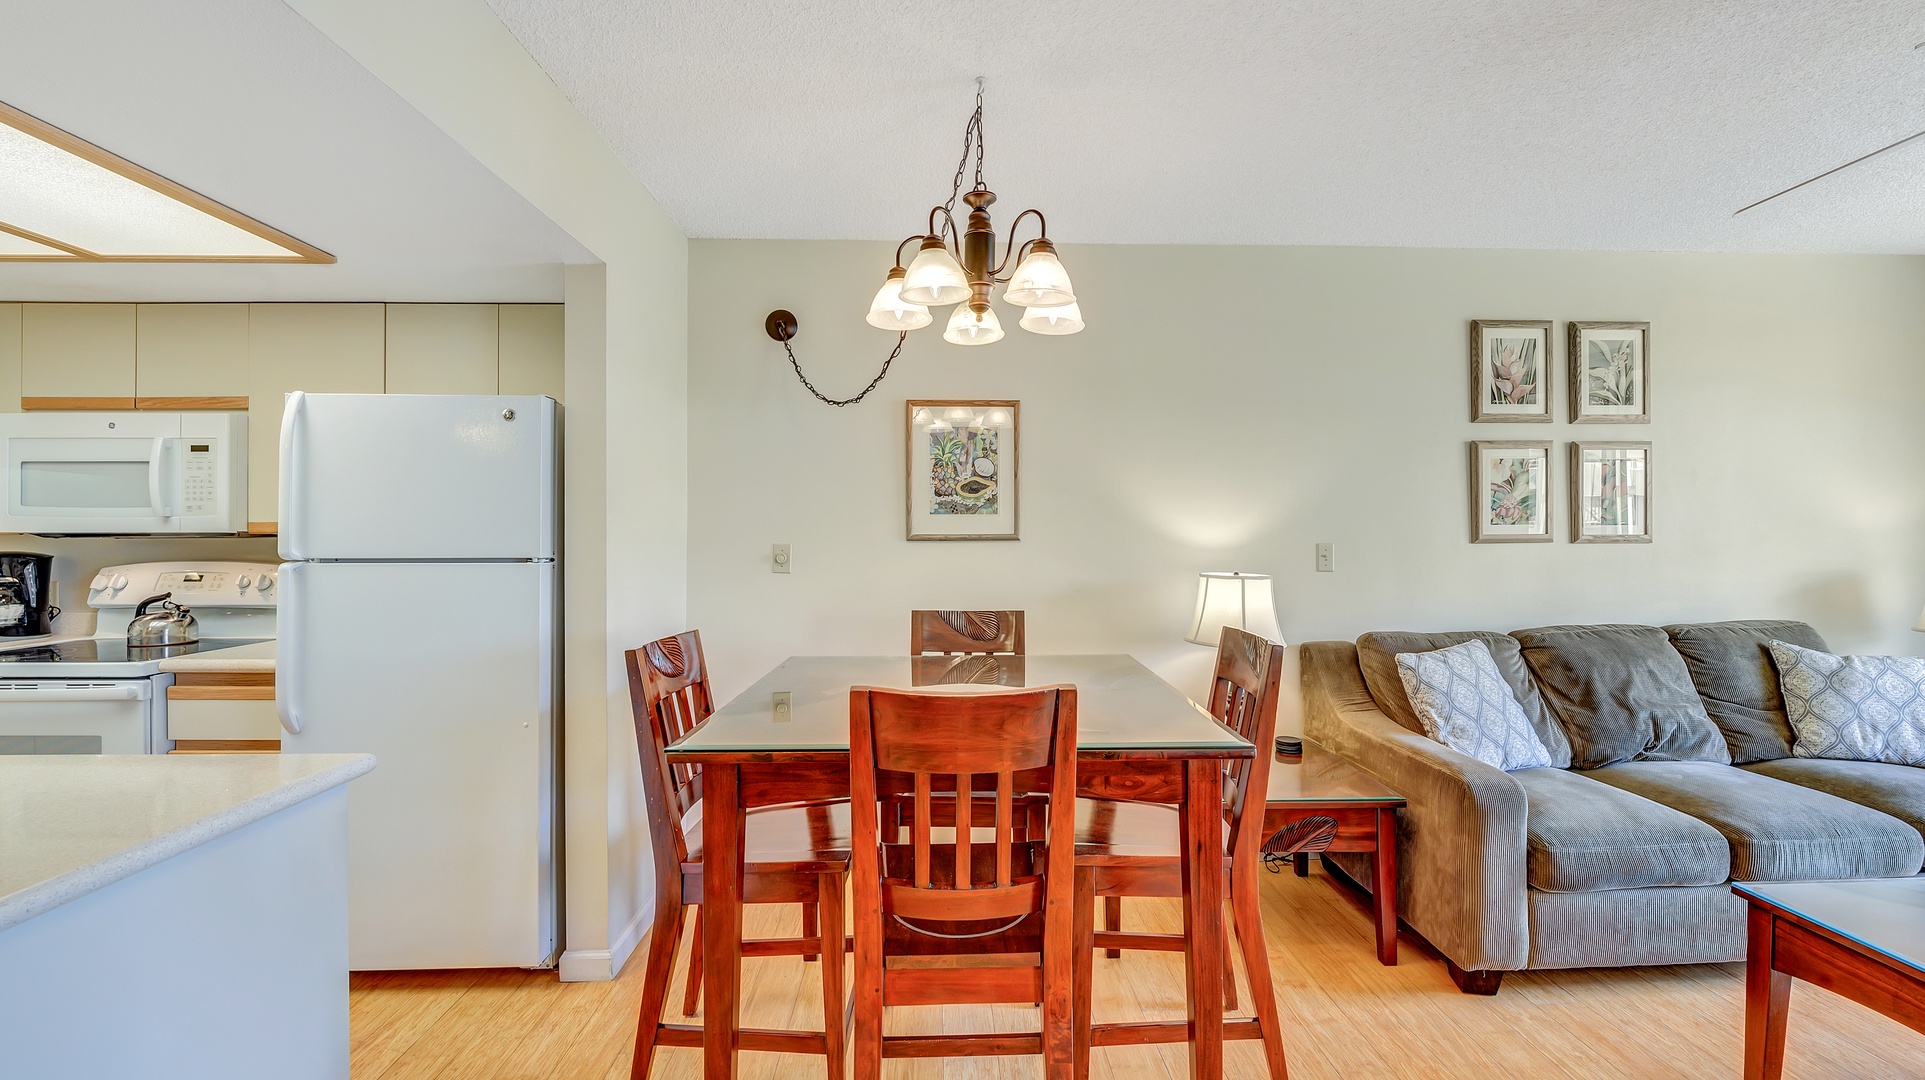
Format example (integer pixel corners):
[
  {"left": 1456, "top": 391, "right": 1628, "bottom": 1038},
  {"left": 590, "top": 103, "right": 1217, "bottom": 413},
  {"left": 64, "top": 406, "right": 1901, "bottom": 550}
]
[{"left": 0, "top": 101, "right": 331, "bottom": 263}]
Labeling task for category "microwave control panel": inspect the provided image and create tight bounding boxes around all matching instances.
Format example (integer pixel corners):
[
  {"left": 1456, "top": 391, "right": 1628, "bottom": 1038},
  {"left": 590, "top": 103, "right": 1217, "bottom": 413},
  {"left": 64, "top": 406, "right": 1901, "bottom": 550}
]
[{"left": 182, "top": 441, "right": 218, "bottom": 518}]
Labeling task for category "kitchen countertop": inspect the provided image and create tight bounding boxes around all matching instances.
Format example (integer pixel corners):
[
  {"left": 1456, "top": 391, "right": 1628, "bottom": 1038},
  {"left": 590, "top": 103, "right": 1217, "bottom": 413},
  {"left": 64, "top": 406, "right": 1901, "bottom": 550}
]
[
  {"left": 0, "top": 754, "right": 373, "bottom": 933},
  {"left": 156, "top": 639, "right": 277, "bottom": 672}
]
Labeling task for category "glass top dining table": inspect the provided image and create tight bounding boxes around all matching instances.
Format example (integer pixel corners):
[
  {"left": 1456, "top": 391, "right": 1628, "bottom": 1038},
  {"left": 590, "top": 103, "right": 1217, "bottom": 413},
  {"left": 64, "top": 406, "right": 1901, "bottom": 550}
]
[
  {"left": 667, "top": 653, "right": 1254, "bottom": 1080},
  {"left": 665, "top": 654, "right": 1254, "bottom": 758}
]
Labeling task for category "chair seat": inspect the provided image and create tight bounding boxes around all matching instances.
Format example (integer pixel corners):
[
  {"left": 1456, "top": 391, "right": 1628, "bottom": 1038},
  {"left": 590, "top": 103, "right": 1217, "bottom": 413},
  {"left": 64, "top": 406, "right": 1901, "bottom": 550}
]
[
  {"left": 1074, "top": 797, "right": 1229, "bottom": 862},
  {"left": 681, "top": 799, "right": 853, "bottom": 872}
]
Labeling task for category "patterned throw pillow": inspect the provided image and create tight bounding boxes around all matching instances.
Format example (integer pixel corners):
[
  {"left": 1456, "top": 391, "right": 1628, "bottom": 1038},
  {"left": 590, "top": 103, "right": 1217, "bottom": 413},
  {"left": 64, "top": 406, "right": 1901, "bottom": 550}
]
[
  {"left": 1394, "top": 640, "right": 1553, "bottom": 771},
  {"left": 1768, "top": 641, "right": 1925, "bottom": 766}
]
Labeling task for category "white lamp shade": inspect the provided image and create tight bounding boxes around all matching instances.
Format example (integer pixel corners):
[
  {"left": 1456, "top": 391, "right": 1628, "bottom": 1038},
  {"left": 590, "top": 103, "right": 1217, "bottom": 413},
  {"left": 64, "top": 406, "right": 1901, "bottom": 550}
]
[
  {"left": 943, "top": 304, "right": 1004, "bottom": 346},
  {"left": 899, "top": 243, "right": 970, "bottom": 306},
  {"left": 1915, "top": 605, "right": 1925, "bottom": 632},
  {"left": 865, "top": 272, "right": 932, "bottom": 331},
  {"left": 1004, "top": 248, "right": 1075, "bottom": 308},
  {"left": 1018, "top": 301, "right": 1083, "bottom": 335},
  {"left": 1186, "top": 571, "right": 1283, "bottom": 647}
]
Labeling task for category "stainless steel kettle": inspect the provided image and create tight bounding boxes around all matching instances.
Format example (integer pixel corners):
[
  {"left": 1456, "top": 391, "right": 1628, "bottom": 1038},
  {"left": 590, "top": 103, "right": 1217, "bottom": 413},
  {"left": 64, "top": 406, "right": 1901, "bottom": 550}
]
[{"left": 127, "top": 593, "right": 198, "bottom": 647}]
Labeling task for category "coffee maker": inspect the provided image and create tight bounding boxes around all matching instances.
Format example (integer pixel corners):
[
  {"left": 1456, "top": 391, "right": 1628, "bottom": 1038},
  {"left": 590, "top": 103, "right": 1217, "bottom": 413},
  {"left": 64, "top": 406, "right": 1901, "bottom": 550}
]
[{"left": 0, "top": 553, "right": 55, "bottom": 638}]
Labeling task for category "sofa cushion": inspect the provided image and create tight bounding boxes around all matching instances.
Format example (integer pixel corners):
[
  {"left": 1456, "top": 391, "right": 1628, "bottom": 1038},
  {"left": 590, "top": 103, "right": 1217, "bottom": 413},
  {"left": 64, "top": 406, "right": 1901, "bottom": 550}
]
[
  {"left": 1586, "top": 761, "right": 1925, "bottom": 880},
  {"left": 1356, "top": 630, "right": 1571, "bottom": 767},
  {"left": 1769, "top": 641, "right": 1925, "bottom": 766},
  {"left": 1512, "top": 624, "right": 1729, "bottom": 768},
  {"left": 1744, "top": 757, "right": 1925, "bottom": 843},
  {"left": 1665, "top": 620, "right": 1828, "bottom": 764},
  {"left": 1513, "top": 767, "right": 1729, "bottom": 892},
  {"left": 1395, "top": 641, "right": 1555, "bottom": 772}
]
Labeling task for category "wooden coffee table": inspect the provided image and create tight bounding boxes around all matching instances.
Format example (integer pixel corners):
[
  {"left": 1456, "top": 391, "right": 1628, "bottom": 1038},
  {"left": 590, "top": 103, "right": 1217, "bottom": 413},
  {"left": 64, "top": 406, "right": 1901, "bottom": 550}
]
[
  {"left": 1734, "top": 877, "right": 1925, "bottom": 1080},
  {"left": 1262, "top": 740, "right": 1405, "bottom": 964}
]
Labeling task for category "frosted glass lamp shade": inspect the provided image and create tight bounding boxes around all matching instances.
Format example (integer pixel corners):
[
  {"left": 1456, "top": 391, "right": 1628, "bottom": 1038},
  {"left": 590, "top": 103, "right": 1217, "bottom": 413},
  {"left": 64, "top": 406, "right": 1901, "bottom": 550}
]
[
  {"left": 943, "top": 304, "right": 1004, "bottom": 345},
  {"left": 865, "top": 269, "right": 932, "bottom": 331},
  {"left": 1003, "top": 246, "right": 1075, "bottom": 308},
  {"left": 899, "top": 239, "right": 970, "bottom": 306},
  {"left": 1018, "top": 301, "right": 1083, "bottom": 335},
  {"left": 1186, "top": 571, "right": 1284, "bottom": 647}
]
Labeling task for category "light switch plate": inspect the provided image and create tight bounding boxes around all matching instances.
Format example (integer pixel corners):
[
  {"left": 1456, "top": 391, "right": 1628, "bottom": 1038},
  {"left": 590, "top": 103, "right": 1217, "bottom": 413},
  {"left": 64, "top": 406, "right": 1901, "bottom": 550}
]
[
  {"left": 772, "top": 543, "right": 791, "bottom": 574},
  {"left": 1316, "top": 543, "right": 1335, "bottom": 573},
  {"left": 772, "top": 691, "right": 792, "bottom": 722}
]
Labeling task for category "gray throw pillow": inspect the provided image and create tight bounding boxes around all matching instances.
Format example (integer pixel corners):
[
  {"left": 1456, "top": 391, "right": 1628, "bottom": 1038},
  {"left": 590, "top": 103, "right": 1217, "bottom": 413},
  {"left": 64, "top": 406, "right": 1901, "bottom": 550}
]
[
  {"left": 1769, "top": 641, "right": 1925, "bottom": 766},
  {"left": 1355, "top": 629, "right": 1572, "bottom": 767},
  {"left": 1665, "top": 620, "right": 1829, "bottom": 763},
  {"left": 1394, "top": 640, "right": 1553, "bottom": 771},
  {"left": 1512, "top": 624, "right": 1731, "bottom": 769}
]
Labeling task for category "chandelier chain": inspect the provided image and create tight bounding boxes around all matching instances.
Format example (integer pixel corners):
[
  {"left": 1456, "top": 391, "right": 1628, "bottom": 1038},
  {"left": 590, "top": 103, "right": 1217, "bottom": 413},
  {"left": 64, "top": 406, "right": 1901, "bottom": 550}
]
[
  {"left": 781, "top": 332, "right": 906, "bottom": 406},
  {"left": 939, "top": 78, "right": 987, "bottom": 241}
]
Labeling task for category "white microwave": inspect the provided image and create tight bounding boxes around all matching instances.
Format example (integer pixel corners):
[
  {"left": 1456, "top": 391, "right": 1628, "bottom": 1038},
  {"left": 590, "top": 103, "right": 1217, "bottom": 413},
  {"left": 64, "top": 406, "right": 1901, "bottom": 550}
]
[{"left": 0, "top": 412, "right": 247, "bottom": 534}]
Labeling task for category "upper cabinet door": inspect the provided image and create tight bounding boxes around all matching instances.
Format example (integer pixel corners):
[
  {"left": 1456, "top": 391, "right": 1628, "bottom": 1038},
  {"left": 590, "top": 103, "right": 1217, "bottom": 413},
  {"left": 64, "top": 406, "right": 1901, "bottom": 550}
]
[
  {"left": 0, "top": 305, "right": 20, "bottom": 413},
  {"left": 498, "top": 305, "right": 564, "bottom": 403},
  {"left": 136, "top": 304, "right": 250, "bottom": 407},
  {"left": 247, "top": 304, "right": 386, "bottom": 529},
  {"left": 21, "top": 304, "right": 136, "bottom": 407},
  {"left": 384, "top": 304, "right": 498, "bottom": 395}
]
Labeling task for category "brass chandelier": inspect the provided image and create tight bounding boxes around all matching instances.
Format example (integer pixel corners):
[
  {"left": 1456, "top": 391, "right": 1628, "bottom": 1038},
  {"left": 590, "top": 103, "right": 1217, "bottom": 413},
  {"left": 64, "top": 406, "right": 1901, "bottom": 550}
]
[{"left": 767, "top": 79, "right": 1081, "bottom": 406}]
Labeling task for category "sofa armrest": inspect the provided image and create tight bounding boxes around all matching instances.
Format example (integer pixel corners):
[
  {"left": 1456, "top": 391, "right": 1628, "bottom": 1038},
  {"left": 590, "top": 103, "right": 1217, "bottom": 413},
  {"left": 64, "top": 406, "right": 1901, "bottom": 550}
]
[{"left": 1299, "top": 641, "right": 1530, "bottom": 971}]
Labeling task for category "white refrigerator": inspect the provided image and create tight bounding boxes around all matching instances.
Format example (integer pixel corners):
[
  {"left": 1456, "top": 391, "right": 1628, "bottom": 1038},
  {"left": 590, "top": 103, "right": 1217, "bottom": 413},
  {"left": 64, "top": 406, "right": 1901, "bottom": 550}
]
[{"left": 277, "top": 392, "right": 558, "bottom": 970}]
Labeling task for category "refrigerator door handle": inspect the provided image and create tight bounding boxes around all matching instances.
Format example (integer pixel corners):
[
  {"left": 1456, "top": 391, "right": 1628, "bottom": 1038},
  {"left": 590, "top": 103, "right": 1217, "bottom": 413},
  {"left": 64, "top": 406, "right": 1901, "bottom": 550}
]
[
  {"left": 278, "top": 391, "right": 306, "bottom": 560},
  {"left": 275, "top": 561, "right": 303, "bottom": 734}
]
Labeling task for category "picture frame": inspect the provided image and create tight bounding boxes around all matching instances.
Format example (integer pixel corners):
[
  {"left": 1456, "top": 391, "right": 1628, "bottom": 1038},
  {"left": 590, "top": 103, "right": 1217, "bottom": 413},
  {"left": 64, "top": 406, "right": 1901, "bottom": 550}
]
[
  {"left": 1470, "top": 320, "right": 1553, "bottom": 422},
  {"left": 1469, "top": 440, "right": 1553, "bottom": 544},
  {"left": 1570, "top": 441, "right": 1651, "bottom": 544},
  {"left": 906, "top": 400, "right": 1019, "bottom": 541},
  {"left": 1569, "top": 322, "right": 1650, "bottom": 423}
]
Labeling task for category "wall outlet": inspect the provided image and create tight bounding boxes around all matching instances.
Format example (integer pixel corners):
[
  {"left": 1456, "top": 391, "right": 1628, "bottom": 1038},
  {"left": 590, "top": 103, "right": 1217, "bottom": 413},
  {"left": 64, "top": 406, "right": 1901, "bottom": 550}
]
[
  {"left": 1316, "top": 543, "right": 1336, "bottom": 573},
  {"left": 772, "top": 543, "right": 791, "bottom": 574},
  {"left": 772, "top": 691, "right": 792, "bottom": 722}
]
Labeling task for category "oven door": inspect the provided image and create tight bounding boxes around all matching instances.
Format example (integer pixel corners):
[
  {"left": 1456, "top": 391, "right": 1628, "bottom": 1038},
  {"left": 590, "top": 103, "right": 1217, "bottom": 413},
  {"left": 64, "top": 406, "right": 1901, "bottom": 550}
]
[{"left": 0, "top": 680, "right": 157, "bottom": 754}]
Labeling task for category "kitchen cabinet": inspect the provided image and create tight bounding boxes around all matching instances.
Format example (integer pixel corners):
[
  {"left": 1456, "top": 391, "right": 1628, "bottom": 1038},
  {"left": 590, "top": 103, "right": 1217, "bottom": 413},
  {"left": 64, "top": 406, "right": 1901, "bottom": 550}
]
[
  {"left": 0, "top": 305, "right": 19, "bottom": 412},
  {"left": 384, "top": 304, "right": 498, "bottom": 395},
  {"left": 247, "top": 304, "right": 385, "bottom": 530},
  {"left": 499, "top": 304, "right": 565, "bottom": 402},
  {"left": 21, "top": 303, "right": 136, "bottom": 407},
  {"left": 135, "top": 304, "right": 250, "bottom": 408},
  {"left": 167, "top": 672, "right": 279, "bottom": 752}
]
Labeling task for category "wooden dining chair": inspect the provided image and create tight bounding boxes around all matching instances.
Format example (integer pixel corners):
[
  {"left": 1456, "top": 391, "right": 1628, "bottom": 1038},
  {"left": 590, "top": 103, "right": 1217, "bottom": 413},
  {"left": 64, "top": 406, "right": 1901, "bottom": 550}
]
[
  {"left": 625, "top": 631, "right": 851, "bottom": 1080},
  {"left": 910, "top": 609, "right": 1026, "bottom": 655},
  {"left": 1071, "top": 626, "right": 1289, "bottom": 1080},
  {"left": 848, "top": 684, "right": 1080, "bottom": 1079}
]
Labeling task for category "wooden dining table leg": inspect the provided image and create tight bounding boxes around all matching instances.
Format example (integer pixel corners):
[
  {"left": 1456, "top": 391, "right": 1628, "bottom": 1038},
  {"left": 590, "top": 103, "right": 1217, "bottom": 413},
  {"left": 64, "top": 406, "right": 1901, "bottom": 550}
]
[
  {"left": 1181, "top": 759, "right": 1226, "bottom": 1080},
  {"left": 701, "top": 763, "right": 746, "bottom": 1080}
]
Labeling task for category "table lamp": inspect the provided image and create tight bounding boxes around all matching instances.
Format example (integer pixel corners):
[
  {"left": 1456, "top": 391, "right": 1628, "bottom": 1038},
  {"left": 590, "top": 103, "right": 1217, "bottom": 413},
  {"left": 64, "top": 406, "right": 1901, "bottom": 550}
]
[
  {"left": 1915, "top": 605, "right": 1925, "bottom": 633},
  {"left": 1185, "top": 571, "right": 1284, "bottom": 646}
]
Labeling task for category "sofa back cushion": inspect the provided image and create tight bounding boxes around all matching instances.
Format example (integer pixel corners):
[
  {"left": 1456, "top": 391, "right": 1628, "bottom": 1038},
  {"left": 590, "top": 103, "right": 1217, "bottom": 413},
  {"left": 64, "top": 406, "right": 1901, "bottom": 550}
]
[
  {"left": 1512, "top": 624, "right": 1730, "bottom": 769},
  {"left": 1356, "top": 630, "right": 1572, "bottom": 768},
  {"left": 1665, "top": 620, "right": 1827, "bottom": 763}
]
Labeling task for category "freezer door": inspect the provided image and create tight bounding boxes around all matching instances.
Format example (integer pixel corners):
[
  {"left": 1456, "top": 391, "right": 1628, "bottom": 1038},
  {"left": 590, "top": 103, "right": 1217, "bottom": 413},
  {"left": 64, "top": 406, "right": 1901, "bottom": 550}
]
[
  {"left": 279, "top": 393, "right": 556, "bottom": 560},
  {"left": 278, "top": 560, "right": 556, "bottom": 970}
]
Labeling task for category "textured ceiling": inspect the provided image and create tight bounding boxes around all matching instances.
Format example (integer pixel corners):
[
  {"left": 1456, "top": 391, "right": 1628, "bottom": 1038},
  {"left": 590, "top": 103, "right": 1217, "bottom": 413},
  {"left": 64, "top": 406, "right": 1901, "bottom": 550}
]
[
  {"left": 487, "top": 0, "right": 1925, "bottom": 252},
  {"left": 0, "top": 0, "right": 588, "bottom": 301}
]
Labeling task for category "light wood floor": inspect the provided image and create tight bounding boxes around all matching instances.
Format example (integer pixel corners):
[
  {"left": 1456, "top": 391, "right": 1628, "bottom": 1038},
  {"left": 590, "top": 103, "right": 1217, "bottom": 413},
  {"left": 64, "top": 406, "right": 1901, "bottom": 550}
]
[{"left": 349, "top": 865, "right": 1925, "bottom": 1079}]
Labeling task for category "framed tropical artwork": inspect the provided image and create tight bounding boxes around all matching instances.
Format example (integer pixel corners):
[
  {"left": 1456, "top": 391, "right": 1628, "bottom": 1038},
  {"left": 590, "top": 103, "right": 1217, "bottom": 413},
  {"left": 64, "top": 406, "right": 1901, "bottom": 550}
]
[
  {"left": 1569, "top": 322, "right": 1650, "bottom": 423},
  {"left": 1470, "top": 320, "right": 1552, "bottom": 422},
  {"left": 1570, "top": 442, "right": 1651, "bottom": 543},
  {"left": 906, "top": 400, "right": 1019, "bottom": 541},
  {"left": 1469, "top": 440, "right": 1552, "bottom": 544}
]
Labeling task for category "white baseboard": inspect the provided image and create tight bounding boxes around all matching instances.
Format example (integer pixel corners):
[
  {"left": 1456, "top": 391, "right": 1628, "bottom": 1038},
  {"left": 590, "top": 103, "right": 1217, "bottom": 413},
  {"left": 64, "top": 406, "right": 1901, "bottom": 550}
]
[{"left": 559, "top": 900, "right": 654, "bottom": 982}]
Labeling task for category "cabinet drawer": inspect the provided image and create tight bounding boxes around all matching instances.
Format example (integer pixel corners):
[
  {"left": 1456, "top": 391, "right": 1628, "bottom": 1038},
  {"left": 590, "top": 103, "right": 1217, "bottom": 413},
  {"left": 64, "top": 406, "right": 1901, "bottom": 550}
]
[{"left": 167, "top": 696, "right": 281, "bottom": 741}]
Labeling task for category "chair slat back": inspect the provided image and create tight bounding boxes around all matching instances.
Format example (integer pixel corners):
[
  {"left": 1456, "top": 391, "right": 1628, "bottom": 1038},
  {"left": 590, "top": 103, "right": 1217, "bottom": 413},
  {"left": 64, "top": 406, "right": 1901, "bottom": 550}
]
[
  {"left": 910, "top": 610, "right": 1026, "bottom": 655},
  {"left": 624, "top": 631, "right": 715, "bottom": 870},
  {"left": 1206, "top": 627, "right": 1286, "bottom": 858},
  {"left": 850, "top": 686, "right": 1075, "bottom": 923}
]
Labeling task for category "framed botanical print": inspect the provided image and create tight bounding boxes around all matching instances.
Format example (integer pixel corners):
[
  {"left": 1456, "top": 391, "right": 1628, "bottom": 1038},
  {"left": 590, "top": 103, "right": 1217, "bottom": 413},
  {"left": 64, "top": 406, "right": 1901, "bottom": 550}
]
[
  {"left": 906, "top": 400, "right": 1019, "bottom": 541},
  {"left": 1569, "top": 322, "right": 1650, "bottom": 423},
  {"left": 1470, "top": 320, "right": 1552, "bottom": 422},
  {"left": 1570, "top": 442, "right": 1651, "bottom": 543},
  {"left": 1469, "top": 441, "right": 1552, "bottom": 544}
]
